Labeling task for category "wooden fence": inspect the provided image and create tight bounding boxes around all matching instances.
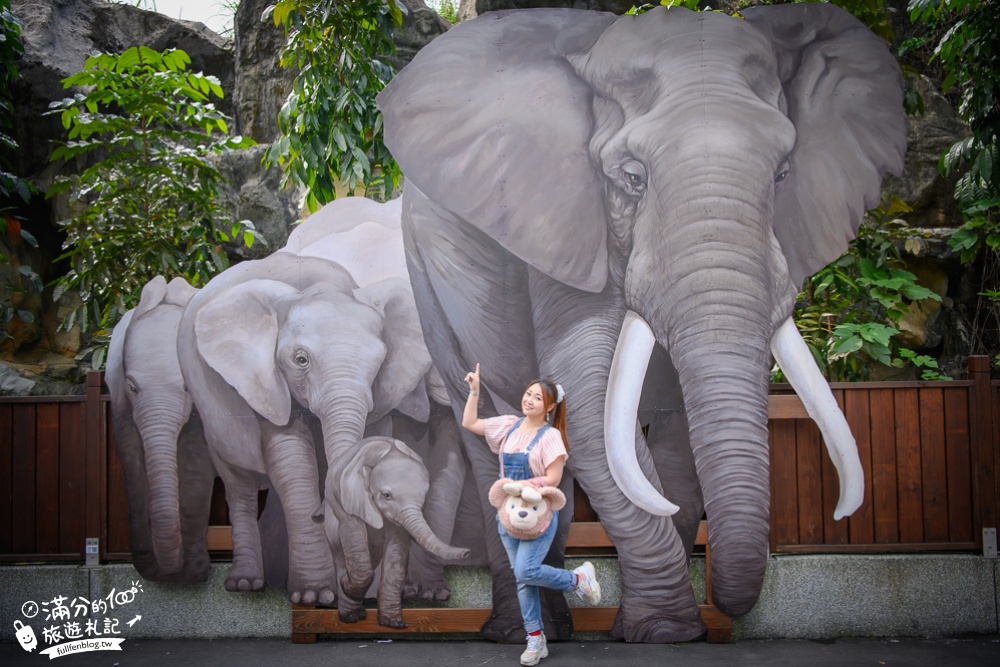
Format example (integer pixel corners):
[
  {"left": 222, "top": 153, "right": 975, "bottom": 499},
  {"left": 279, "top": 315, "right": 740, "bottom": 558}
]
[{"left": 1, "top": 357, "right": 997, "bottom": 563}]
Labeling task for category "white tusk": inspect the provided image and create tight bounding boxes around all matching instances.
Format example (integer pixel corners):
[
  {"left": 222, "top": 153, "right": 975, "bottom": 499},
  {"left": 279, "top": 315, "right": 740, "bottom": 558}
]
[
  {"left": 605, "top": 311, "right": 681, "bottom": 516},
  {"left": 771, "top": 317, "right": 865, "bottom": 520}
]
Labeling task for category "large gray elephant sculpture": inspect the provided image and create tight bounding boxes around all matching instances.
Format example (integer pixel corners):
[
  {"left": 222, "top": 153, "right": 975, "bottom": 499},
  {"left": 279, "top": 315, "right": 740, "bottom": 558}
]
[
  {"left": 378, "top": 5, "right": 903, "bottom": 642},
  {"left": 178, "top": 252, "right": 436, "bottom": 604},
  {"left": 106, "top": 275, "right": 215, "bottom": 583},
  {"left": 326, "top": 436, "right": 470, "bottom": 627}
]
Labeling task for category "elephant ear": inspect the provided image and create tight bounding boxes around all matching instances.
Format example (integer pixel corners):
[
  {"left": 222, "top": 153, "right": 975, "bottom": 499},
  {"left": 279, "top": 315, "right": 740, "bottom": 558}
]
[
  {"left": 133, "top": 275, "right": 168, "bottom": 319},
  {"left": 340, "top": 438, "right": 395, "bottom": 529},
  {"left": 378, "top": 9, "right": 615, "bottom": 293},
  {"left": 194, "top": 279, "right": 299, "bottom": 426},
  {"left": 163, "top": 276, "right": 198, "bottom": 308},
  {"left": 105, "top": 308, "right": 136, "bottom": 411},
  {"left": 742, "top": 3, "right": 906, "bottom": 287},
  {"left": 355, "top": 278, "right": 433, "bottom": 422}
]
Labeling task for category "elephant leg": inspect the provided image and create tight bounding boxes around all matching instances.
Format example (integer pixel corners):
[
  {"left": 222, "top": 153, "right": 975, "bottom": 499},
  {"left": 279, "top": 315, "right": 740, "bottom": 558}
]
[
  {"left": 530, "top": 269, "right": 706, "bottom": 643},
  {"left": 403, "top": 195, "right": 539, "bottom": 643},
  {"left": 404, "top": 405, "right": 467, "bottom": 601},
  {"left": 261, "top": 418, "right": 336, "bottom": 606},
  {"left": 377, "top": 525, "right": 410, "bottom": 628},
  {"left": 177, "top": 412, "right": 214, "bottom": 583},
  {"left": 213, "top": 457, "right": 266, "bottom": 592},
  {"left": 337, "top": 515, "right": 373, "bottom": 623}
]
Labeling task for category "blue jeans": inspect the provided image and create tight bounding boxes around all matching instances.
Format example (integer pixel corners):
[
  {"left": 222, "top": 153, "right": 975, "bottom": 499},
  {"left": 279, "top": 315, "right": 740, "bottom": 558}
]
[{"left": 498, "top": 511, "right": 577, "bottom": 634}]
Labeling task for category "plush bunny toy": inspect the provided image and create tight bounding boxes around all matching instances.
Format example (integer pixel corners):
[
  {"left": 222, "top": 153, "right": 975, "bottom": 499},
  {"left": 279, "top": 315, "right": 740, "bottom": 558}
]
[{"left": 489, "top": 478, "right": 567, "bottom": 540}]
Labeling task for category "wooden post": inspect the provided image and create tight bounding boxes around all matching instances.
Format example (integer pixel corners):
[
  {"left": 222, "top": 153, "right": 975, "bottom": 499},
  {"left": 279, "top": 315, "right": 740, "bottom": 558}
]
[
  {"left": 968, "top": 356, "right": 997, "bottom": 552},
  {"left": 85, "top": 371, "right": 107, "bottom": 560}
]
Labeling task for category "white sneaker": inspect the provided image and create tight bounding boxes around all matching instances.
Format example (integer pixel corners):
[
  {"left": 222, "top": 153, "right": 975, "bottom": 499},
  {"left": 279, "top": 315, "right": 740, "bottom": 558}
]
[
  {"left": 520, "top": 632, "right": 548, "bottom": 666},
  {"left": 572, "top": 561, "right": 601, "bottom": 606}
]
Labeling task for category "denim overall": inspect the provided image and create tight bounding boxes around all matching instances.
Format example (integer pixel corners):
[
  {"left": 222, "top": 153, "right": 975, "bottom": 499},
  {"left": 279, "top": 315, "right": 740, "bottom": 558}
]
[{"left": 497, "top": 417, "right": 576, "bottom": 634}]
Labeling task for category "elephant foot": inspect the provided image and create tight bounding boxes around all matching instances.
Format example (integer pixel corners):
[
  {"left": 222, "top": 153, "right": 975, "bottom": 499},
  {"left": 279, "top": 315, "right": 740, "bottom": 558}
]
[
  {"left": 540, "top": 589, "right": 573, "bottom": 641},
  {"left": 378, "top": 612, "right": 407, "bottom": 629},
  {"left": 338, "top": 607, "right": 368, "bottom": 623},
  {"left": 288, "top": 586, "right": 336, "bottom": 606},
  {"left": 403, "top": 577, "right": 451, "bottom": 602},
  {"left": 225, "top": 563, "right": 265, "bottom": 592},
  {"left": 611, "top": 607, "right": 707, "bottom": 644},
  {"left": 481, "top": 612, "right": 529, "bottom": 644}
]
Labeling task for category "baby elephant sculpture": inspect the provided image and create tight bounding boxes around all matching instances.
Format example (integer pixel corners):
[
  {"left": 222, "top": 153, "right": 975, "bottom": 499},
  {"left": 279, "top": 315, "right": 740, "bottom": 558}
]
[
  {"left": 326, "top": 437, "right": 470, "bottom": 628},
  {"left": 490, "top": 480, "right": 566, "bottom": 541}
]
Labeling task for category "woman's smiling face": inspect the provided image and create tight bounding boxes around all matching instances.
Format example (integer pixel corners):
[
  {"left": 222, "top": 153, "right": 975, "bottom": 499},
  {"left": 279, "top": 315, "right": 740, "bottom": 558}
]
[{"left": 522, "top": 383, "right": 552, "bottom": 421}]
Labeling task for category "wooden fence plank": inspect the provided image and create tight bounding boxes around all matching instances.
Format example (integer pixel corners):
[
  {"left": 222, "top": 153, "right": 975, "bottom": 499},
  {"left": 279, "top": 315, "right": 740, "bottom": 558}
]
[
  {"left": 968, "top": 358, "right": 996, "bottom": 548},
  {"left": 11, "top": 404, "right": 37, "bottom": 553},
  {"left": 84, "top": 374, "right": 106, "bottom": 557},
  {"left": 59, "top": 403, "right": 85, "bottom": 556},
  {"left": 919, "top": 388, "right": 949, "bottom": 542},
  {"left": 943, "top": 387, "right": 973, "bottom": 543},
  {"left": 796, "top": 420, "right": 824, "bottom": 544},
  {"left": 844, "top": 388, "right": 874, "bottom": 544},
  {"left": 106, "top": 426, "right": 131, "bottom": 554},
  {"left": 769, "top": 419, "right": 798, "bottom": 546},
  {"left": 35, "top": 403, "right": 60, "bottom": 553},
  {"left": 895, "top": 388, "right": 923, "bottom": 543},
  {"left": 0, "top": 404, "right": 11, "bottom": 553},
  {"left": 822, "top": 390, "right": 849, "bottom": 545},
  {"left": 870, "top": 389, "right": 898, "bottom": 543}
]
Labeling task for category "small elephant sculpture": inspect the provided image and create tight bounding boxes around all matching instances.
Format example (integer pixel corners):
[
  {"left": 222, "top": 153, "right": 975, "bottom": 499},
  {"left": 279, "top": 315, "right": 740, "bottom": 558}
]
[
  {"left": 178, "top": 251, "right": 437, "bottom": 604},
  {"left": 106, "top": 275, "right": 215, "bottom": 583},
  {"left": 326, "top": 436, "right": 470, "bottom": 628},
  {"left": 490, "top": 480, "right": 566, "bottom": 541}
]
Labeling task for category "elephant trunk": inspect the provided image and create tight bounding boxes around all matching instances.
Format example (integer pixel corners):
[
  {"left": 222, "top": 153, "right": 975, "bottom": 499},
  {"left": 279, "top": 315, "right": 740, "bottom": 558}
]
[
  {"left": 626, "top": 167, "right": 779, "bottom": 618},
  {"left": 396, "top": 507, "right": 470, "bottom": 562},
  {"left": 134, "top": 398, "right": 192, "bottom": 575},
  {"left": 317, "top": 379, "right": 375, "bottom": 455}
]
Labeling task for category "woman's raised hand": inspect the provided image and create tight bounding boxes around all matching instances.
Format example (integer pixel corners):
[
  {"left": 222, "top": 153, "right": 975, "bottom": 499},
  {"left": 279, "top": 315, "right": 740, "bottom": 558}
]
[{"left": 464, "top": 363, "right": 481, "bottom": 393}]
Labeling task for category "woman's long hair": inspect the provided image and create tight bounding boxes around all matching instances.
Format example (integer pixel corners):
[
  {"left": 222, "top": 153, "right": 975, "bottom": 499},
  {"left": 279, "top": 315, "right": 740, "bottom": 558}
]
[{"left": 526, "top": 378, "right": 569, "bottom": 452}]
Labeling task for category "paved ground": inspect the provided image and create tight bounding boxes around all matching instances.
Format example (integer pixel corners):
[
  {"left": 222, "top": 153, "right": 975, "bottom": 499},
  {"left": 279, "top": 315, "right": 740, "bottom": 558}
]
[{"left": 2, "top": 636, "right": 1000, "bottom": 666}]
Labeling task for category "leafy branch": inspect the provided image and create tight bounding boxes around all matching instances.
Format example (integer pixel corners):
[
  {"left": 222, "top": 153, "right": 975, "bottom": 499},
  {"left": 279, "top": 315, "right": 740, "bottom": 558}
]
[
  {"left": 45, "top": 46, "right": 258, "bottom": 364},
  {"left": 264, "top": 0, "right": 404, "bottom": 211}
]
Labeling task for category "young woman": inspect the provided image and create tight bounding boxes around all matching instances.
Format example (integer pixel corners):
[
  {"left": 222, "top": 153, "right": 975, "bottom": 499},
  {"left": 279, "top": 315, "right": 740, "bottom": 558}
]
[{"left": 462, "top": 363, "right": 601, "bottom": 666}]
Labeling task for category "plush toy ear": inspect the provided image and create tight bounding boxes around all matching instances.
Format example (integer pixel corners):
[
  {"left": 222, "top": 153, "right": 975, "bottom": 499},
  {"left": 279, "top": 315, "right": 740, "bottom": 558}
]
[
  {"left": 742, "top": 3, "right": 906, "bottom": 286},
  {"left": 340, "top": 438, "right": 395, "bottom": 529},
  {"left": 355, "top": 278, "right": 433, "bottom": 422},
  {"left": 195, "top": 279, "right": 298, "bottom": 426},
  {"left": 521, "top": 486, "right": 543, "bottom": 504},
  {"left": 489, "top": 478, "right": 513, "bottom": 509},
  {"left": 542, "top": 487, "right": 567, "bottom": 512},
  {"left": 378, "top": 10, "right": 615, "bottom": 293}
]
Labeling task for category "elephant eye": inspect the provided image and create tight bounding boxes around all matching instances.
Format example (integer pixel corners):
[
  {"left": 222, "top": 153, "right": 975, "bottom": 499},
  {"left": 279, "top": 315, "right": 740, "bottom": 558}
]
[
  {"left": 619, "top": 160, "right": 647, "bottom": 196},
  {"left": 381, "top": 491, "right": 392, "bottom": 500},
  {"left": 128, "top": 383, "right": 138, "bottom": 394},
  {"left": 293, "top": 351, "right": 309, "bottom": 367},
  {"left": 774, "top": 160, "right": 791, "bottom": 184}
]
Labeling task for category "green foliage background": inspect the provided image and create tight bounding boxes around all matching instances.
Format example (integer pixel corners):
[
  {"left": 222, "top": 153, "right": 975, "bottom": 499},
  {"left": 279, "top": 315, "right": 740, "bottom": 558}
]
[{"left": 46, "top": 46, "right": 258, "bottom": 367}]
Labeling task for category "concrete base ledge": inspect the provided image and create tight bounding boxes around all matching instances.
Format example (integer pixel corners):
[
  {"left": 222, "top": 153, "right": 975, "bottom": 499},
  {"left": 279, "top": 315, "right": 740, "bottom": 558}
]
[{"left": 2, "top": 555, "right": 997, "bottom": 642}]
